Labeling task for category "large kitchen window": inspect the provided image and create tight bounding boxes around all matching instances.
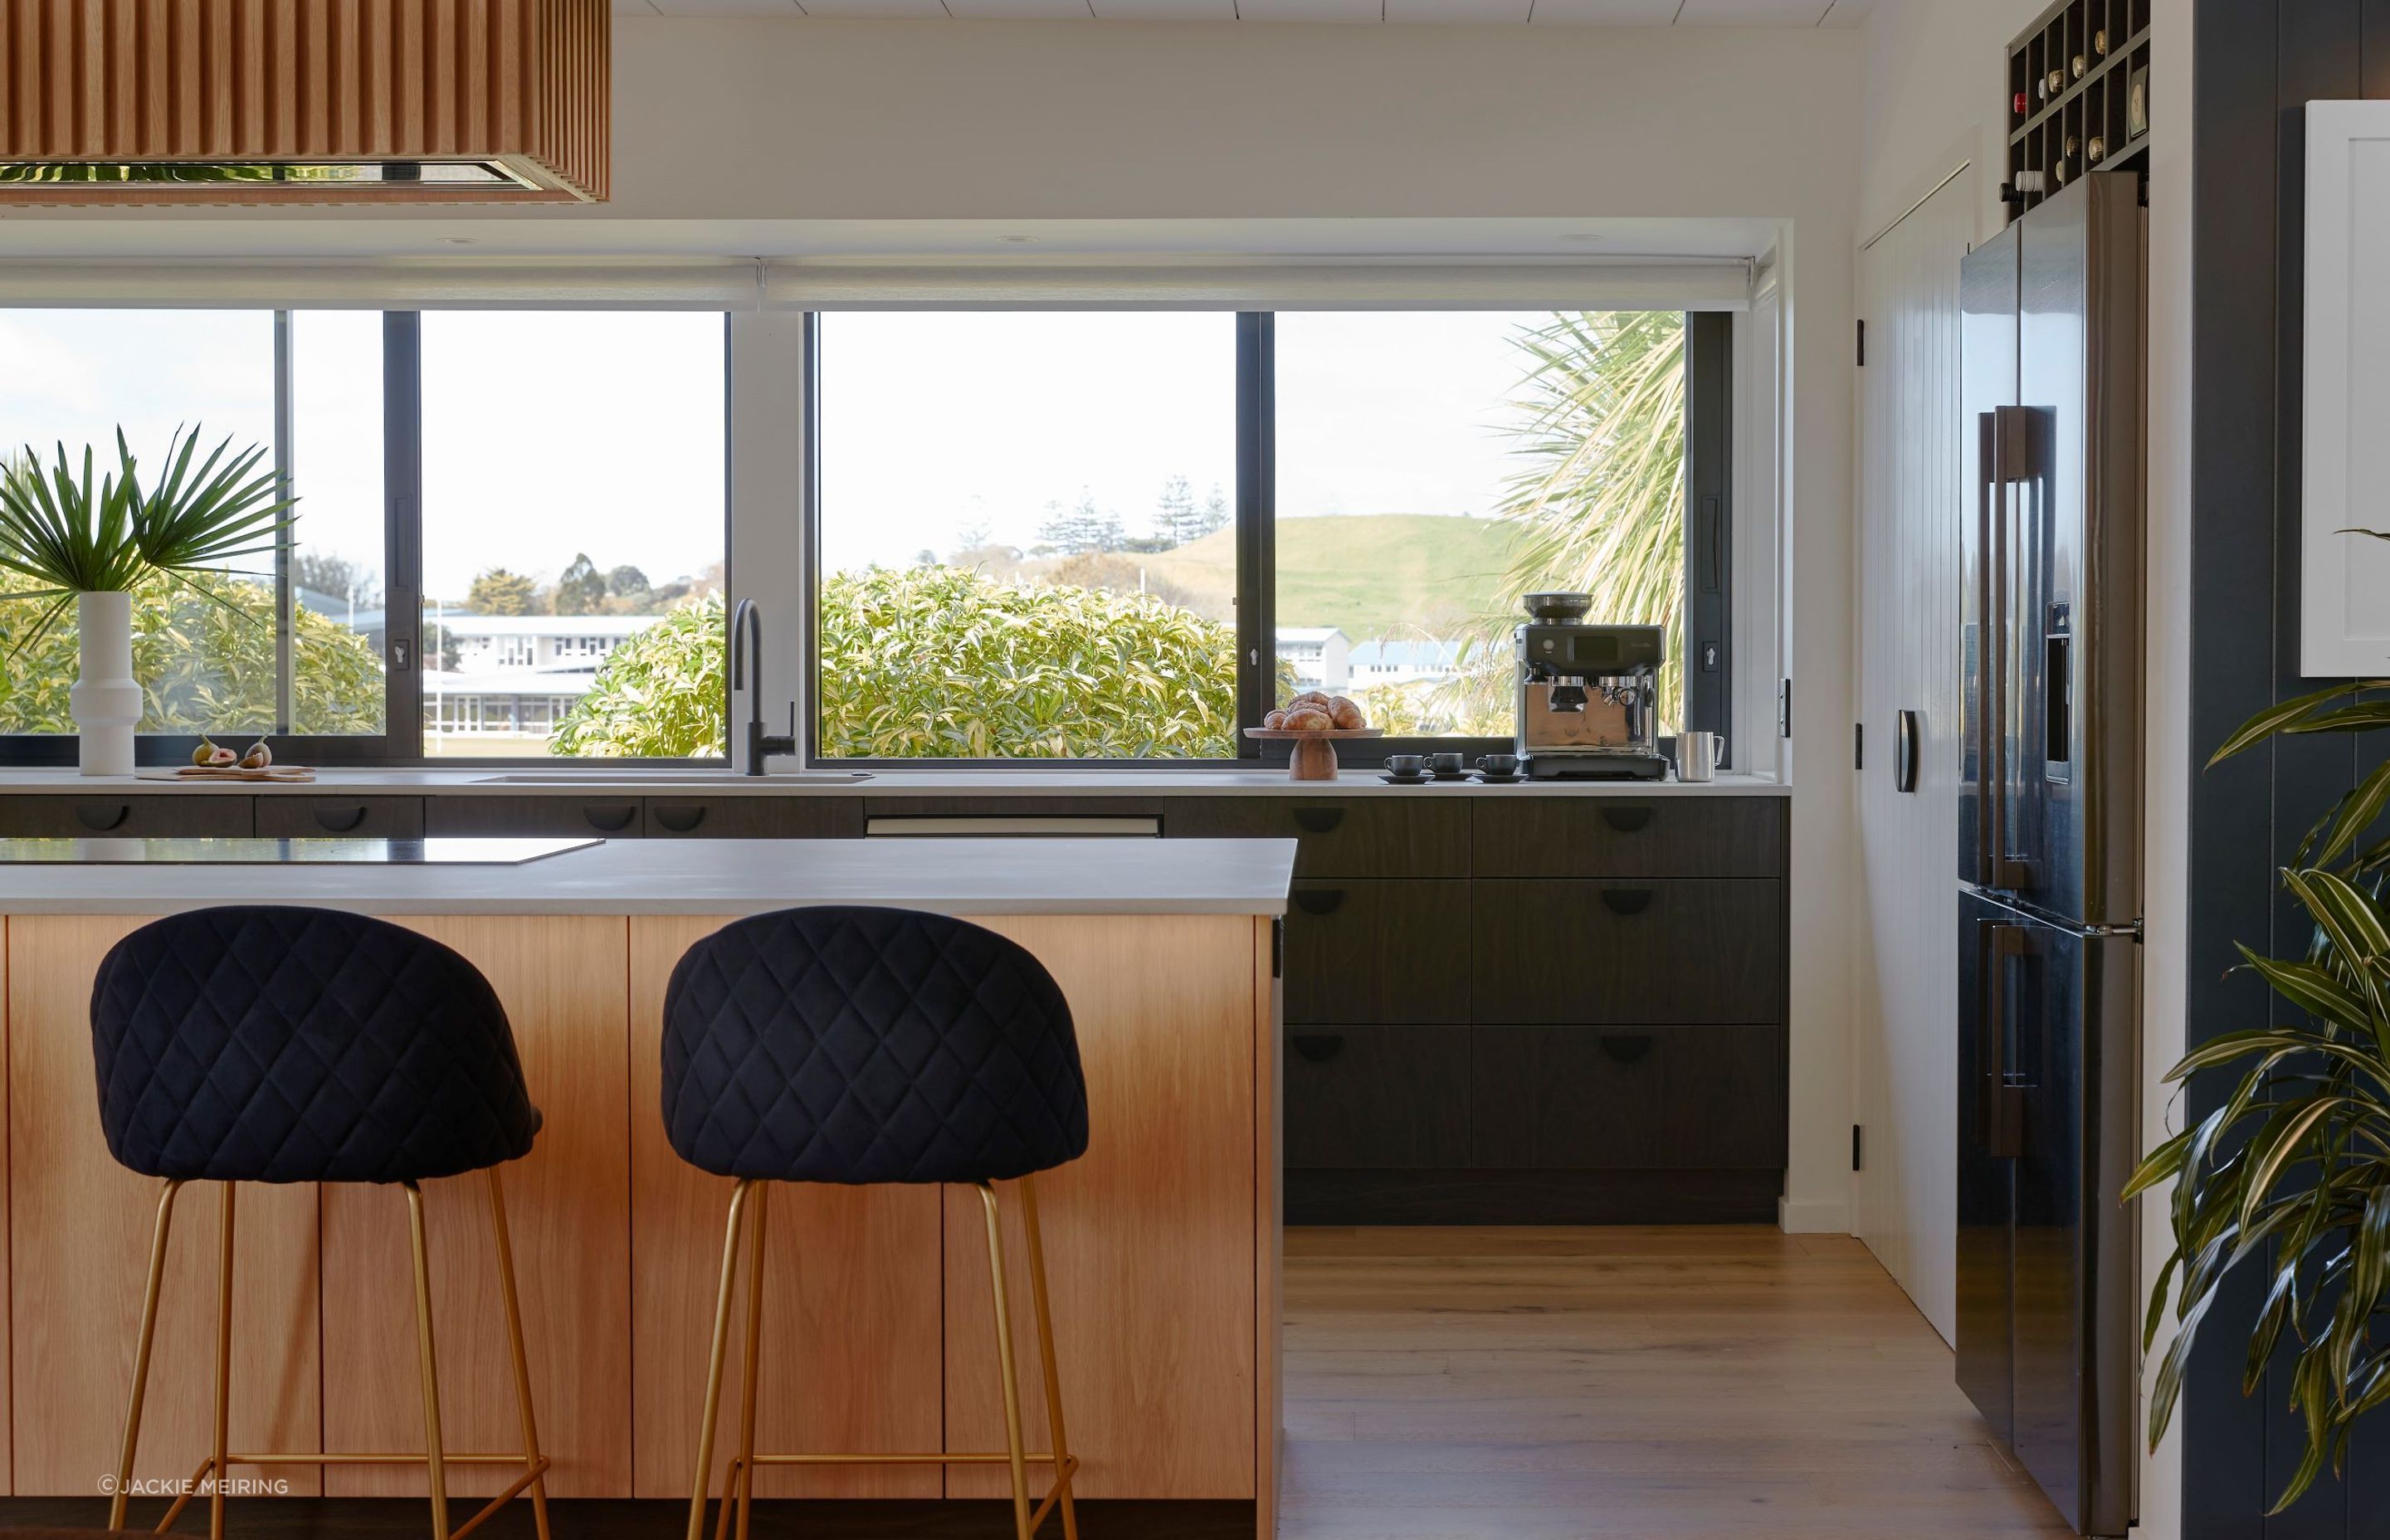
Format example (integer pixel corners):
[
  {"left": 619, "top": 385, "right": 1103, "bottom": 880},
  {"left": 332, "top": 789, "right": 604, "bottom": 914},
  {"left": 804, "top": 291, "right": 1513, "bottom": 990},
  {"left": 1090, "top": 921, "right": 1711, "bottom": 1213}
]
[
  {"left": 0, "top": 307, "right": 729, "bottom": 765},
  {"left": 810, "top": 311, "right": 1241, "bottom": 760},
  {"left": 807, "top": 307, "right": 1725, "bottom": 764}
]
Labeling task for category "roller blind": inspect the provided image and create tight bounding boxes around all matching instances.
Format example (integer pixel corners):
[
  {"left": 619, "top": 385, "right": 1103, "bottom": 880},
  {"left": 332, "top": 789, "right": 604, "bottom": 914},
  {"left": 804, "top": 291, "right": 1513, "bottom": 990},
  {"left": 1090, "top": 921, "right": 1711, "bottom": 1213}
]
[{"left": 0, "top": 257, "right": 1753, "bottom": 312}]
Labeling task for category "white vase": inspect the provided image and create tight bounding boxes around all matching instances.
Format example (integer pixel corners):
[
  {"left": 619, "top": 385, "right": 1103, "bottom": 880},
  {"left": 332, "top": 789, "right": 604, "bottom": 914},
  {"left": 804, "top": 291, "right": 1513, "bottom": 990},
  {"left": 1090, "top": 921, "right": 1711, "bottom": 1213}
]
[{"left": 70, "top": 590, "right": 139, "bottom": 777}]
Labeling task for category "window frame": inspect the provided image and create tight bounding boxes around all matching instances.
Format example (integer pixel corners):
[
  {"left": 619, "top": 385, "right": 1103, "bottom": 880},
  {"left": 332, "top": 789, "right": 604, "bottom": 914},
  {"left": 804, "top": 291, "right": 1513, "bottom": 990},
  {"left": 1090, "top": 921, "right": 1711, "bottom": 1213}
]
[
  {"left": 802, "top": 306, "right": 1732, "bottom": 772},
  {"left": 0, "top": 307, "right": 736, "bottom": 768}
]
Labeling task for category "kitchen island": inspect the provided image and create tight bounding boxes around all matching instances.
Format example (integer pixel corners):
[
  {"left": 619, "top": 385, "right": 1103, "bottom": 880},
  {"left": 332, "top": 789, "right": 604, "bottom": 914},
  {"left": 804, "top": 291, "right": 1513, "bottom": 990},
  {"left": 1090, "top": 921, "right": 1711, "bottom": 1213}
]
[{"left": 0, "top": 837, "right": 1292, "bottom": 1538}]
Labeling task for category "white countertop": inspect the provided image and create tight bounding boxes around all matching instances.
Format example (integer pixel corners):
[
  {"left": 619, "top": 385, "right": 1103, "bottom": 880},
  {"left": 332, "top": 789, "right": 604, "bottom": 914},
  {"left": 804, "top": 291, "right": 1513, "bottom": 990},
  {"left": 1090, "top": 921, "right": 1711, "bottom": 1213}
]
[
  {"left": 0, "top": 836, "right": 1300, "bottom": 918},
  {"left": 0, "top": 766, "right": 1789, "bottom": 798}
]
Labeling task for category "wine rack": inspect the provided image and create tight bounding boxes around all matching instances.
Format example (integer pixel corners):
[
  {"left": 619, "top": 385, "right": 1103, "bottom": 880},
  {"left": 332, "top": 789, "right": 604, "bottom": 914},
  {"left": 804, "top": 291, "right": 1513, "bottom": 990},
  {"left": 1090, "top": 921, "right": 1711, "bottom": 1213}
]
[{"left": 2007, "top": 0, "right": 2152, "bottom": 222}]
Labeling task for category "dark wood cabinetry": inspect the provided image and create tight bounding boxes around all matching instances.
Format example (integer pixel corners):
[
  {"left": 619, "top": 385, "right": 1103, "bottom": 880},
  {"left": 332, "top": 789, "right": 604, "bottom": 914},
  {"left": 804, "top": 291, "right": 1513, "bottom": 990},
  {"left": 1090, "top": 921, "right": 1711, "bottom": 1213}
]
[
  {"left": 1281, "top": 880, "right": 1469, "bottom": 1024},
  {"left": 0, "top": 794, "right": 254, "bottom": 838},
  {"left": 1470, "top": 879, "right": 1783, "bottom": 1025},
  {"left": 1471, "top": 797, "right": 1786, "bottom": 878},
  {"left": 1469, "top": 1025, "right": 1783, "bottom": 1170},
  {"left": 1169, "top": 798, "right": 1469, "bottom": 877},
  {"left": 253, "top": 797, "right": 426, "bottom": 839},
  {"left": 423, "top": 795, "right": 646, "bottom": 837},
  {"left": 1283, "top": 1025, "right": 1471, "bottom": 1170},
  {"left": 644, "top": 798, "right": 863, "bottom": 840}
]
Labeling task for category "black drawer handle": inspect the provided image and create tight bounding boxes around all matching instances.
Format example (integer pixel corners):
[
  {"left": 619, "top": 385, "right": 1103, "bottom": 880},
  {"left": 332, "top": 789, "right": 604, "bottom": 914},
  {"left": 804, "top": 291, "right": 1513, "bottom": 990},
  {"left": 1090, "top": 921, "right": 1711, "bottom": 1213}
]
[
  {"left": 311, "top": 806, "right": 369, "bottom": 834},
  {"left": 1292, "top": 889, "right": 1345, "bottom": 916},
  {"left": 1291, "top": 1034, "right": 1345, "bottom": 1065},
  {"left": 1599, "top": 1033, "right": 1655, "bottom": 1065},
  {"left": 582, "top": 804, "right": 639, "bottom": 833},
  {"left": 653, "top": 806, "right": 707, "bottom": 834},
  {"left": 75, "top": 804, "right": 130, "bottom": 832},
  {"left": 1291, "top": 807, "right": 1345, "bottom": 835},
  {"left": 1601, "top": 806, "right": 1656, "bottom": 833},
  {"left": 1599, "top": 889, "right": 1654, "bottom": 916}
]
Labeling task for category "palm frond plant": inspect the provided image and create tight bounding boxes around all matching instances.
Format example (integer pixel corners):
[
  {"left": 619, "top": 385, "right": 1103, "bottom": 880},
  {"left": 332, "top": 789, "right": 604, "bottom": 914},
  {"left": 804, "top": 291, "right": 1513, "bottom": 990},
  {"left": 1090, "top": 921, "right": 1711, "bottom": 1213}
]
[
  {"left": 2132, "top": 680, "right": 2390, "bottom": 1510},
  {"left": 0, "top": 426, "right": 295, "bottom": 653},
  {"left": 1433, "top": 311, "right": 1689, "bottom": 732}
]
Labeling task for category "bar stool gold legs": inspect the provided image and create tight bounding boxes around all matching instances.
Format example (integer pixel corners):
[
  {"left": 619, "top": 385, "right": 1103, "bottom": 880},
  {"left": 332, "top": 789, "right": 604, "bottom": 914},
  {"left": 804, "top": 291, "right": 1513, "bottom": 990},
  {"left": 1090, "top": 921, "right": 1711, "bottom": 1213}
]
[
  {"left": 104, "top": 1171, "right": 553, "bottom": 1540},
  {"left": 685, "top": 1175, "right": 1082, "bottom": 1540}
]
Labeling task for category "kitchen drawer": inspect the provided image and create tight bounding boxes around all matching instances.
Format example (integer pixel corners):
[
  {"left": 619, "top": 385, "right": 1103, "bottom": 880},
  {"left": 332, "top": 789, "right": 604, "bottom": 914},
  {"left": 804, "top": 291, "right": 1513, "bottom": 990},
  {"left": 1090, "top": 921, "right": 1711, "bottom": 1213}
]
[
  {"left": 423, "top": 796, "right": 644, "bottom": 838},
  {"left": 1471, "top": 879, "right": 1782, "bottom": 1024},
  {"left": 645, "top": 797, "right": 863, "bottom": 839},
  {"left": 1471, "top": 1025, "right": 1783, "bottom": 1170},
  {"left": 1283, "top": 880, "right": 1469, "bottom": 1025},
  {"left": 254, "top": 797, "right": 425, "bottom": 839},
  {"left": 1170, "top": 798, "right": 1468, "bottom": 878},
  {"left": 0, "top": 794, "right": 254, "bottom": 838},
  {"left": 1285, "top": 1026, "right": 1470, "bottom": 1170},
  {"left": 1471, "top": 797, "right": 1786, "bottom": 878}
]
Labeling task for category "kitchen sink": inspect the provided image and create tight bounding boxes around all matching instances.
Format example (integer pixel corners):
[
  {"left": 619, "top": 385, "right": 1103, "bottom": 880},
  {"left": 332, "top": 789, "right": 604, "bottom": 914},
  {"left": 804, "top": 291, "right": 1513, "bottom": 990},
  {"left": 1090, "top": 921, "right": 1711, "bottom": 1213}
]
[{"left": 474, "top": 771, "right": 872, "bottom": 787}]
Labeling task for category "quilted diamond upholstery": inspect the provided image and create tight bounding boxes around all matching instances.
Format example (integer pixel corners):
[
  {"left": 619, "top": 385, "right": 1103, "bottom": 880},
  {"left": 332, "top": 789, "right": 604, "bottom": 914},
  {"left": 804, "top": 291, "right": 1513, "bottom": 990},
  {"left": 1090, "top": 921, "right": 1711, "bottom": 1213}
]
[
  {"left": 660, "top": 906, "right": 1089, "bottom": 1184},
  {"left": 90, "top": 907, "right": 542, "bottom": 1184}
]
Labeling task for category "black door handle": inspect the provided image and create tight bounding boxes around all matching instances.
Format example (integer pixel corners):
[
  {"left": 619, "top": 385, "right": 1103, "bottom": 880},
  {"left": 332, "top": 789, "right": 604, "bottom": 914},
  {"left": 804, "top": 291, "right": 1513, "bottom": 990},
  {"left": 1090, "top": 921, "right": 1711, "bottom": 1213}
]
[
  {"left": 581, "top": 804, "right": 638, "bottom": 833},
  {"left": 1292, "top": 889, "right": 1345, "bottom": 916},
  {"left": 1290, "top": 1034, "right": 1345, "bottom": 1065},
  {"left": 652, "top": 806, "right": 707, "bottom": 834},
  {"left": 1292, "top": 807, "right": 1345, "bottom": 834},
  {"left": 1599, "top": 889, "right": 1654, "bottom": 916},
  {"left": 1598, "top": 1033, "right": 1654, "bottom": 1065},
  {"left": 75, "top": 804, "right": 130, "bottom": 832},
  {"left": 311, "top": 806, "right": 370, "bottom": 834},
  {"left": 1896, "top": 710, "right": 1920, "bottom": 794},
  {"left": 1601, "top": 806, "right": 1655, "bottom": 833}
]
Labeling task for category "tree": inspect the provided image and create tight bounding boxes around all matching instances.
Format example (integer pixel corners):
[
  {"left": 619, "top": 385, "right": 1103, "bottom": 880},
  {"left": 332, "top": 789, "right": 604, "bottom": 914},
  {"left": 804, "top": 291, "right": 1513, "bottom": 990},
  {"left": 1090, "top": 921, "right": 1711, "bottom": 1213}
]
[
  {"left": 553, "top": 569, "right": 1241, "bottom": 760},
  {"left": 0, "top": 572, "right": 385, "bottom": 736},
  {"left": 1037, "top": 491, "right": 1124, "bottom": 556},
  {"left": 293, "top": 549, "right": 379, "bottom": 607},
  {"left": 1198, "top": 484, "right": 1230, "bottom": 538},
  {"left": 553, "top": 553, "right": 607, "bottom": 616},
  {"left": 466, "top": 567, "right": 539, "bottom": 616},
  {"left": 1155, "top": 474, "right": 1204, "bottom": 547},
  {"left": 605, "top": 564, "right": 651, "bottom": 598}
]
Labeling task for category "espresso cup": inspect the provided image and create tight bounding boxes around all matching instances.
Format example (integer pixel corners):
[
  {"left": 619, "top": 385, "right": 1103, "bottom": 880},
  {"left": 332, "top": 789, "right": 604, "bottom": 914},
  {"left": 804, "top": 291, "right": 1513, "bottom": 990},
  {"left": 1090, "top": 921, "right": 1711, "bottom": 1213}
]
[
  {"left": 1476, "top": 753, "right": 1520, "bottom": 777},
  {"left": 1386, "top": 753, "right": 1428, "bottom": 777},
  {"left": 1427, "top": 752, "right": 1467, "bottom": 777}
]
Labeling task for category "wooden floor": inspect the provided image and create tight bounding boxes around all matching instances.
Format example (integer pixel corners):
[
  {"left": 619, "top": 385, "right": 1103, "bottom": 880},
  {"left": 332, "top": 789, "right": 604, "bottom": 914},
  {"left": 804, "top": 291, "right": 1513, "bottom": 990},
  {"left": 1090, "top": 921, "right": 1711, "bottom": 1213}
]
[{"left": 1279, "top": 1226, "right": 2074, "bottom": 1540}]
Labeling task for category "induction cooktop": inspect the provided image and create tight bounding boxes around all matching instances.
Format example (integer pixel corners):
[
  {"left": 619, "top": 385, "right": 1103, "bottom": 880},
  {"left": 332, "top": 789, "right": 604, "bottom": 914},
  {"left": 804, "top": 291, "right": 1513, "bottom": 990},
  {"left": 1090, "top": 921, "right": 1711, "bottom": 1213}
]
[{"left": 0, "top": 837, "right": 600, "bottom": 865}]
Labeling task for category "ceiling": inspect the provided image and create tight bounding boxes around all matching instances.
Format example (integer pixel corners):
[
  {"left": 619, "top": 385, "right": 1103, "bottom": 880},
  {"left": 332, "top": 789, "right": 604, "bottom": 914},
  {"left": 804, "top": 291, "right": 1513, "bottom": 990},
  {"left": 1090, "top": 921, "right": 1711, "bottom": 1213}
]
[{"left": 614, "top": 0, "right": 1874, "bottom": 25}]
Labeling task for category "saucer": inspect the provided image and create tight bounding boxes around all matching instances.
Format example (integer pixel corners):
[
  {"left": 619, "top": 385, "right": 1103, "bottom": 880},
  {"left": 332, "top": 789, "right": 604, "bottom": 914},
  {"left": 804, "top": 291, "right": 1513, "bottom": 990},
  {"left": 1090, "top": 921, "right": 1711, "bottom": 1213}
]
[
  {"left": 1474, "top": 772, "right": 1525, "bottom": 784},
  {"left": 1428, "top": 770, "right": 1473, "bottom": 782},
  {"left": 1379, "top": 772, "right": 1433, "bottom": 785}
]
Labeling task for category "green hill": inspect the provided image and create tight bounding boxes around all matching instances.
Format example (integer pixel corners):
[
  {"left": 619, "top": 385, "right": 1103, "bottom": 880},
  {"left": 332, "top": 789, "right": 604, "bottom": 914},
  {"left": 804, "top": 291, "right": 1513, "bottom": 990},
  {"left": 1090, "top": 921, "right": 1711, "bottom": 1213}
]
[{"left": 1138, "top": 513, "right": 1525, "bottom": 641}]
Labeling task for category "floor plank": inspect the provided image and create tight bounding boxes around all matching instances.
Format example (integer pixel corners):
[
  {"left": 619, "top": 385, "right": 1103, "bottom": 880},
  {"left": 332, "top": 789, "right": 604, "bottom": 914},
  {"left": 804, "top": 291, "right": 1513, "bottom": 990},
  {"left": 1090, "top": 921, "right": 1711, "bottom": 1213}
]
[{"left": 1279, "top": 1226, "right": 2071, "bottom": 1540}]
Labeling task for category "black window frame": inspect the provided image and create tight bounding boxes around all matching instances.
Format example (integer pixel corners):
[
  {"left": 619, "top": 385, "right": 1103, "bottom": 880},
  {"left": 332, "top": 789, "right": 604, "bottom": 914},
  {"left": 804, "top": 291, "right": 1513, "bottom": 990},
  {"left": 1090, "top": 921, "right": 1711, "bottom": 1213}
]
[
  {"left": 802, "top": 305, "right": 1734, "bottom": 772},
  {"left": 0, "top": 306, "right": 736, "bottom": 768}
]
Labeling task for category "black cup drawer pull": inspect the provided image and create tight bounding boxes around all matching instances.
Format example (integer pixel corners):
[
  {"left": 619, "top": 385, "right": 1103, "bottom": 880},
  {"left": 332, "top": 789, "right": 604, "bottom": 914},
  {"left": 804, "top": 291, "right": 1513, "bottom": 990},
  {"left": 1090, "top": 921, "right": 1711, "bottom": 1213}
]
[
  {"left": 1291, "top": 1034, "right": 1346, "bottom": 1065},
  {"left": 1291, "top": 807, "right": 1345, "bottom": 835},
  {"left": 582, "top": 804, "right": 639, "bottom": 833},
  {"left": 1599, "top": 888, "right": 1654, "bottom": 916},
  {"left": 75, "top": 804, "right": 131, "bottom": 832},
  {"left": 654, "top": 806, "right": 708, "bottom": 834},
  {"left": 1292, "top": 889, "right": 1346, "bottom": 917},
  {"left": 1599, "top": 1033, "right": 1655, "bottom": 1065},
  {"left": 1601, "top": 806, "right": 1656, "bottom": 833},
  {"left": 312, "top": 806, "right": 369, "bottom": 834}
]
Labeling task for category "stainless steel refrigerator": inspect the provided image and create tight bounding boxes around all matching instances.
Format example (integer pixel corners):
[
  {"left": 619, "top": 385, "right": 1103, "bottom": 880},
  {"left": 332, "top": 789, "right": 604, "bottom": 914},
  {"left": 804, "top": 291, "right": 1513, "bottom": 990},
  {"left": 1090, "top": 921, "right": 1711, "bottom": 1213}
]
[{"left": 1956, "top": 170, "right": 2144, "bottom": 1539}]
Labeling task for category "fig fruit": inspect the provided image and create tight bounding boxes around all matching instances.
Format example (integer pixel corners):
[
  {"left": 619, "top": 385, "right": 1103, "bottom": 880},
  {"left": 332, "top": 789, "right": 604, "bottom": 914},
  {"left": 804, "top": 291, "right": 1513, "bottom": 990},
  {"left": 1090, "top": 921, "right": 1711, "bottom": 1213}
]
[
  {"left": 192, "top": 736, "right": 219, "bottom": 767},
  {"left": 239, "top": 740, "right": 273, "bottom": 770},
  {"left": 207, "top": 746, "right": 239, "bottom": 767}
]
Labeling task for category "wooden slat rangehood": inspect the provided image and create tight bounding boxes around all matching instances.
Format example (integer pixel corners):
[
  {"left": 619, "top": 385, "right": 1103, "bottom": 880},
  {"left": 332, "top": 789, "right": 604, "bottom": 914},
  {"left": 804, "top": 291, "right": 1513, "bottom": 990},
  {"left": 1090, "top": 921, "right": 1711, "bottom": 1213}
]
[{"left": 0, "top": 0, "right": 608, "bottom": 204}]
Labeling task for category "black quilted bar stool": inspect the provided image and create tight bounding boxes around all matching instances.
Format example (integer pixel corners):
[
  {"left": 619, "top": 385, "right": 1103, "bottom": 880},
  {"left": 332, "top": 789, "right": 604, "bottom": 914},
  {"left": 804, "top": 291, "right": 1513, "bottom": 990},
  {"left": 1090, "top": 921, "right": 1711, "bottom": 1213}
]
[
  {"left": 89, "top": 906, "right": 552, "bottom": 1540},
  {"left": 661, "top": 906, "right": 1090, "bottom": 1540}
]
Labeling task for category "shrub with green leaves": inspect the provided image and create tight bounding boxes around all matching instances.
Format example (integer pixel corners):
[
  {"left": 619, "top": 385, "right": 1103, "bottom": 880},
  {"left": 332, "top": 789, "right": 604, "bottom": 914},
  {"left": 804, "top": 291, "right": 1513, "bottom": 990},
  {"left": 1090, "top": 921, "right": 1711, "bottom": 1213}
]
[
  {"left": 552, "top": 568, "right": 1241, "bottom": 759},
  {"left": 0, "top": 571, "right": 384, "bottom": 736}
]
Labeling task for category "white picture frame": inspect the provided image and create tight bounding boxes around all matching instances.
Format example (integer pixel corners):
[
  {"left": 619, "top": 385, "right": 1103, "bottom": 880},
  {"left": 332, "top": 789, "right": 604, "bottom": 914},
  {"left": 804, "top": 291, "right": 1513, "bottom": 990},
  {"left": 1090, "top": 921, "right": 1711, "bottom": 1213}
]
[{"left": 2304, "top": 100, "right": 2390, "bottom": 675}]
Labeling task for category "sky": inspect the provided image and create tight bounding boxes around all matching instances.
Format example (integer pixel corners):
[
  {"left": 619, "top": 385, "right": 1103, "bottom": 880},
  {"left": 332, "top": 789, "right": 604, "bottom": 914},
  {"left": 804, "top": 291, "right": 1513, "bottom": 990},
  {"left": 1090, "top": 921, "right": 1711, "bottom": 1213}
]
[{"left": 2, "top": 306, "right": 1558, "bottom": 605}]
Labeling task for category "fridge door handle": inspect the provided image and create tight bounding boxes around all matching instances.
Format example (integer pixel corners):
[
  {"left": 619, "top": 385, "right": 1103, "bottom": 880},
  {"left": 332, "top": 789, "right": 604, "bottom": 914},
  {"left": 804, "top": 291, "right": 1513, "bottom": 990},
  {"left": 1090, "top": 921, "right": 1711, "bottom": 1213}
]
[
  {"left": 1990, "top": 405, "right": 2037, "bottom": 891},
  {"left": 1975, "top": 411, "right": 1999, "bottom": 887},
  {"left": 1981, "top": 921, "right": 2028, "bottom": 1159}
]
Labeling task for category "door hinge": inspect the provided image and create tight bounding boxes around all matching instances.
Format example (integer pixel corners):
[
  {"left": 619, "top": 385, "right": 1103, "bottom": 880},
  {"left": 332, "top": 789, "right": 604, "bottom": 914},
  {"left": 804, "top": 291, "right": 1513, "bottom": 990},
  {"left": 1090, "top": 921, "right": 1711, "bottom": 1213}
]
[
  {"left": 1854, "top": 722, "right": 1864, "bottom": 771},
  {"left": 1856, "top": 319, "right": 1866, "bottom": 368},
  {"left": 1852, "top": 1123, "right": 1863, "bottom": 1172},
  {"left": 1779, "top": 679, "right": 1793, "bottom": 738}
]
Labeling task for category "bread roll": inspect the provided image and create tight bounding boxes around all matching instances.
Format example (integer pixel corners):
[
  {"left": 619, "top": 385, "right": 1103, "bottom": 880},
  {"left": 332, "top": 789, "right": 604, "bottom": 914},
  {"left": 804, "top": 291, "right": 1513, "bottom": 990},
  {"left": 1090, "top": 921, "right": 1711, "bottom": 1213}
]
[
  {"left": 1263, "top": 709, "right": 1288, "bottom": 729},
  {"left": 1328, "top": 696, "right": 1366, "bottom": 729},
  {"left": 1286, "top": 691, "right": 1330, "bottom": 711},
  {"left": 1282, "top": 707, "right": 1334, "bottom": 731}
]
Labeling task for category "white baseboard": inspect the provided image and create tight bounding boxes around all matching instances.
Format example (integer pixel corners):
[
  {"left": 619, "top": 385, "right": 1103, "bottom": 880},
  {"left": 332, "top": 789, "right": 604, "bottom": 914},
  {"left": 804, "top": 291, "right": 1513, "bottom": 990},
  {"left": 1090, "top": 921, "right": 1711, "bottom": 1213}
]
[{"left": 1777, "top": 1195, "right": 1853, "bottom": 1234}]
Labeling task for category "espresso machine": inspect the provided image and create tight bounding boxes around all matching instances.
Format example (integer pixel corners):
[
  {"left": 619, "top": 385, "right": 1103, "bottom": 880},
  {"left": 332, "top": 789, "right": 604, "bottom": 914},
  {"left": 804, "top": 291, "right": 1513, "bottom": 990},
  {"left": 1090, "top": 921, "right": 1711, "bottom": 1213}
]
[{"left": 1514, "top": 593, "right": 1670, "bottom": 782}]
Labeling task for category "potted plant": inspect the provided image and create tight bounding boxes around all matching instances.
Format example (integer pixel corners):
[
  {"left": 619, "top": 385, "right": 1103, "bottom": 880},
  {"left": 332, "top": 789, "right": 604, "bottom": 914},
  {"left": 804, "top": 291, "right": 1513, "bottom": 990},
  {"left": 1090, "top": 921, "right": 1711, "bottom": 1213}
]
[
  {"left": 0, "top": 428, "right": 294, "bottom": 775},
  {"left": 2133, "top": 678, "right": 2390, "bottom": 1508}
]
